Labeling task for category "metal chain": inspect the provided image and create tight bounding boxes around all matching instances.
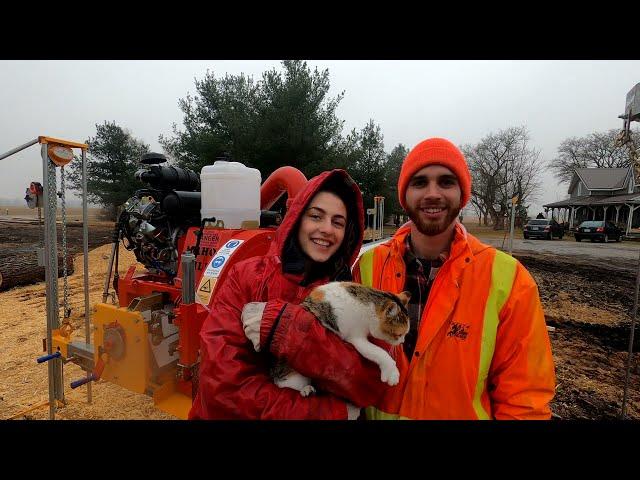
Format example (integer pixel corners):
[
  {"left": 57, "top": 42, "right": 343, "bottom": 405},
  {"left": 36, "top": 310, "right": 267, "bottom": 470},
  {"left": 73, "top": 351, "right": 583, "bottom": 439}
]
[
  {"left": 47, "top": 158, "right": 57, "bottom": 290},
  {"left": 60, "top": 166, "right": 71, "bottom": 319}
]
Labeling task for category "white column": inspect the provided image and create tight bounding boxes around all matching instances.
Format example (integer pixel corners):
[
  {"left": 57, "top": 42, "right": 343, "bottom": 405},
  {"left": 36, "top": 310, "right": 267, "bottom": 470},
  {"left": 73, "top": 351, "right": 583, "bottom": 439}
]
[
  {"left": 570, "top": 206, "right": 575, "bottom": 229},
  {"left": 603, "top": 205, "right": 609, "bottom": 222},
  {"left": 627, "top": 205, "right": 634, "bottom": 234}
]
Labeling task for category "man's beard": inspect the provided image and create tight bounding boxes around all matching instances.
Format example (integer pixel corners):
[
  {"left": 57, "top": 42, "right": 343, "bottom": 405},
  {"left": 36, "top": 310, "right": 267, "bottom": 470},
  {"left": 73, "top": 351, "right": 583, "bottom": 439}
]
[{"left": 406, "top": 203, "right": 461, "bottom": 236}]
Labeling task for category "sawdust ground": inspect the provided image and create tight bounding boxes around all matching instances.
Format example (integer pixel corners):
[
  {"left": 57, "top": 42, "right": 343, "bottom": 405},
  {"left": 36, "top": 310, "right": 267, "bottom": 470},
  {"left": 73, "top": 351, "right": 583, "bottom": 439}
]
[{"left": 0, "top": 244, "right": 176, "bottom": 420}]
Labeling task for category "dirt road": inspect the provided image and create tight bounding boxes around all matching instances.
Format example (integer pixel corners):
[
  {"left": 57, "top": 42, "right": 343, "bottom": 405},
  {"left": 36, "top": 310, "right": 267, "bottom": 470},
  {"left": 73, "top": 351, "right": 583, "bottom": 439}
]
[{"left": 485, "top": 235, "right": 640, "bottom": 263}]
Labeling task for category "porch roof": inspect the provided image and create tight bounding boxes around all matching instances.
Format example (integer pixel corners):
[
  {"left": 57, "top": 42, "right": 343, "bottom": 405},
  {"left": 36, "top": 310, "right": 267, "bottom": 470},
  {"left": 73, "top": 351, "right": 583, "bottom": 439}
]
[{"left": 543, "top": 193, "right": 640, "bottom": 209}]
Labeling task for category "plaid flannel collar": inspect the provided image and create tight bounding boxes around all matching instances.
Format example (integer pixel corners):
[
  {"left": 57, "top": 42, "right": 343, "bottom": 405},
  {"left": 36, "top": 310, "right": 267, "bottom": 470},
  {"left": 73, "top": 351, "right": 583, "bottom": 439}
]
[{"left": 404, "top": 233, "right": 449, "bottom": 272}]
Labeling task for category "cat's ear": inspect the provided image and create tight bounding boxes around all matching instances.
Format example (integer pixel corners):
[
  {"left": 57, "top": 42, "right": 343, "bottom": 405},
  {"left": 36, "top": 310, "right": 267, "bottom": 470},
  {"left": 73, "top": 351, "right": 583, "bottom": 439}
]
[
  {"left": 397, "top": 291, "right": 411, "bottom": 307},
  {"left": 386, "top": 302, "right": 399, "bottom": 318}
]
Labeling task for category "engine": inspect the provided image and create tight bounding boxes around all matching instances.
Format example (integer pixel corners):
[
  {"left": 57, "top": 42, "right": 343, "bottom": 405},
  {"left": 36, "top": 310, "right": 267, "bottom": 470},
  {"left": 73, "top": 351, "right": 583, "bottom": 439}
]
[{"left": 119, "top": 153, "right": 201, "bottom": 276}]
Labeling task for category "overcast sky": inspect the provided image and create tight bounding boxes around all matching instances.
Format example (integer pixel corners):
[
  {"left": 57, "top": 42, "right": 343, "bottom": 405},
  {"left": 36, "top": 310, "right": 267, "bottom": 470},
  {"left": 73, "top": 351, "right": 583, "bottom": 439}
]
[{"left": 1, "top": 60, "right": 638, "bottom": 214}]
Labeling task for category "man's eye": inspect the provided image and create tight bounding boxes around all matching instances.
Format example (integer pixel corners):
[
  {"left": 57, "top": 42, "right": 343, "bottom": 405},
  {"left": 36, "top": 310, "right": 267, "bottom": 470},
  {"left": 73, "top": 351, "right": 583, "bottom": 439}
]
[
  {"left": 411, "top": 180, "right": 425, "bottom": 187},
  {"left": 439, "top": 177, "right": 458, "bottom": 187}
]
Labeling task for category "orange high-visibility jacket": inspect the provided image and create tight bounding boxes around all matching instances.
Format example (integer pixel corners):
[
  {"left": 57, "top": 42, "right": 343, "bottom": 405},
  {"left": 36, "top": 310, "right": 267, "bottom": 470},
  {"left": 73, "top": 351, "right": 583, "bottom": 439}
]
[{"left": 353, "top": 223, "right": 556, "bottom": 420}]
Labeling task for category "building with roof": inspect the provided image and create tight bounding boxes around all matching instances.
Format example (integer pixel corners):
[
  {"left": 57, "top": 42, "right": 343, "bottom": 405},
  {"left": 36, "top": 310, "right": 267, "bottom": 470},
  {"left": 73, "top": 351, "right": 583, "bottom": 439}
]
[{"left": 543, "top": 167, "right": 640, "bottom": 234}]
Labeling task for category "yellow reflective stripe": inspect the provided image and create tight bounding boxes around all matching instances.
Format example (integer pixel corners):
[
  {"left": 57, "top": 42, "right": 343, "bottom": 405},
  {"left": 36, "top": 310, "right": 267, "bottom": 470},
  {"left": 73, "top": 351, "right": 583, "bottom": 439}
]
[
  {"left": 365, "top": 406, "right": 410, "bottom": 420},
  {"left": 472, "top": 250, "right": 517, "bottom": 420},
  {"left": 359, "top": 249, "right": 375, "bottom": 287}
]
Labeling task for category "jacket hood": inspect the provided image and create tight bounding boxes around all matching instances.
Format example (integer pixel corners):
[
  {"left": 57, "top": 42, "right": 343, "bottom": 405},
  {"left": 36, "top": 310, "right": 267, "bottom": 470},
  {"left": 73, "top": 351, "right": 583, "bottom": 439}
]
[{"left": 269, "top": 169, "right": 365, "bottom": 273}]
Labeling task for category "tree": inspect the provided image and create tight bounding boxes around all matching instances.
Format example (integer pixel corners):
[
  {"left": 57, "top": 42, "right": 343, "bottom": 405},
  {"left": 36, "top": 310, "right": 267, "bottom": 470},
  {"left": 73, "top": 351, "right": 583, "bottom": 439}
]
[
  {"left": 160, "top": 60, "right": 345, "bottom": 180},
  {"left": 160, "top": 72, "right": 259, "bottom": 172},
  {"left": 463, "top": 126, "right": 544, "bottom": 230},
  {"left": 383, "top": 143, "right": 408, "bottom": 223},
  {"left": 69, "top": 121, "right": 149, "bottom": 220},
  {"left": 549, "top": 128, "right": 639, "bottom": 185},
  {"left": 254, "top": 60, "right": 345, "bottom": 178},
  {"left": 347, "top": 120, "right": 388, "bottom": 214}
]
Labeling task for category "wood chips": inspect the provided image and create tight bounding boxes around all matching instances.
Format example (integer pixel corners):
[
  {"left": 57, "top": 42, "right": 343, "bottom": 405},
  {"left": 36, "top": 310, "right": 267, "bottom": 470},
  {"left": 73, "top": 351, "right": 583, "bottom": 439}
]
[{"left": 0, "top": 244, "right": 177, "bottom": 420}]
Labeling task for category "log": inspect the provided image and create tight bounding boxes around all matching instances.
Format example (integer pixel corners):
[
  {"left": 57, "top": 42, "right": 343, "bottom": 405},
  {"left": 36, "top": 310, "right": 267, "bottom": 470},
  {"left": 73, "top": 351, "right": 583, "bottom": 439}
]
[{"left": 0, "top": 250, "right": 74, "bottom": 291}]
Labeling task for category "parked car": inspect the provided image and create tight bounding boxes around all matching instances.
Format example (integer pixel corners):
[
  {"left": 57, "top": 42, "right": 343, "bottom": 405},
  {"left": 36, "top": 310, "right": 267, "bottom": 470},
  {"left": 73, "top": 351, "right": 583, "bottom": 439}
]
[
  {"left": 523, "top": 219, "right": 564, "bottom": 240},
  {"left": 574, "top": 220, "right": 623, "bottom": 243}
]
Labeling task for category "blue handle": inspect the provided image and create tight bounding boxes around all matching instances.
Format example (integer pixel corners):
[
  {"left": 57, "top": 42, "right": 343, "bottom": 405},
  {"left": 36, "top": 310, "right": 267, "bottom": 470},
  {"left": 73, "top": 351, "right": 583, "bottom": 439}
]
[
  {"left": 70, "top": 374, "right": 97, "bottom": 389},
  {"left": 37, "top": 351, "right": 61, "bottom": 363}
]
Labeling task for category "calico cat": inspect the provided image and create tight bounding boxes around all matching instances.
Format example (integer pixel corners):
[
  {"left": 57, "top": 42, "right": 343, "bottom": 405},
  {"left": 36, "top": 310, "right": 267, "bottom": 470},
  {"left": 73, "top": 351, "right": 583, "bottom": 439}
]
[{"left": 242, "top": 281, "right": 411, "bottom": 397}]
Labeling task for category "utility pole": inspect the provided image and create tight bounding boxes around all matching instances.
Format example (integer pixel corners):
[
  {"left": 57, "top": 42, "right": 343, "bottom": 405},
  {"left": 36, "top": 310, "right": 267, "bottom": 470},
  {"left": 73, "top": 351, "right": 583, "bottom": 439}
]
[
  {"left": 617, "top": 82, "right": 640, "bottom": 419},
  {"left": 508, "top": 195, "right": 518, "bottom": 255}
]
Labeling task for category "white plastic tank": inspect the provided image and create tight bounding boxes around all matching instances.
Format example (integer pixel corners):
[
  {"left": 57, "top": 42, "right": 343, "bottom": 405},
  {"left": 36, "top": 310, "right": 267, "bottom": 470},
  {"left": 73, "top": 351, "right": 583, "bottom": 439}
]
[{"left": 200, "top": 161, "right": 262, "bottom": 229}]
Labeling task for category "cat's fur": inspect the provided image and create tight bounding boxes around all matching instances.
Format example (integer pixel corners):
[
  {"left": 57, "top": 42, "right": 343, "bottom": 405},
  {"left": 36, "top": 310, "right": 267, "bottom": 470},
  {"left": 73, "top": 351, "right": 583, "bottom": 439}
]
[{"left": 244, "top": 281, "right": 411, "bottom": 396}]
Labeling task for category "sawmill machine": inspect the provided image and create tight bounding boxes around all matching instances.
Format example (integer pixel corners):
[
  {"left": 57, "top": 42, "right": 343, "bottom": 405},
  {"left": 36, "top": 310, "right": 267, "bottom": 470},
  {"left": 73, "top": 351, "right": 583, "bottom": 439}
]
[{"left": 39, "top": 153, "right": 308, "bottom": 419}]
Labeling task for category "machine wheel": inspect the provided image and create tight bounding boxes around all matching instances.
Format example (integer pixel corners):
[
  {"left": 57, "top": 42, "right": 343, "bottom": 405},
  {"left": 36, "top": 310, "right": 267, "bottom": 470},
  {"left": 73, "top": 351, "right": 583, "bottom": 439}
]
[{"left": 590, "top": 238, "right": 596, "bottom": 242}]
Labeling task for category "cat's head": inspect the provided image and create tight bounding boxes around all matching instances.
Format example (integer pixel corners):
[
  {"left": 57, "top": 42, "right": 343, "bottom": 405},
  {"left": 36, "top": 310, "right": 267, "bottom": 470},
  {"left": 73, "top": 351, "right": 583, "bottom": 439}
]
[{"left": 373, "top": 291, "right": 411, "bottom": 346}]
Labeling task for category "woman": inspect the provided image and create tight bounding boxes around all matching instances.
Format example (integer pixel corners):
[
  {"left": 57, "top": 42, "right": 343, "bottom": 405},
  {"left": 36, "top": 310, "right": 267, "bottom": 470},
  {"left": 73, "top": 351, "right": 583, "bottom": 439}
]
[{"left": 189, "top": 169, "right": 386, "bottom": 419}]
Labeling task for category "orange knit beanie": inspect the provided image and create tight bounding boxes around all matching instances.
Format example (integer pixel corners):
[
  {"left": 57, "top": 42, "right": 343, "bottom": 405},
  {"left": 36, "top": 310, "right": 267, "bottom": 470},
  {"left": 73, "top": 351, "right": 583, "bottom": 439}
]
[{"left": 398, "top": 137, "right": 471, "bottom": 210}]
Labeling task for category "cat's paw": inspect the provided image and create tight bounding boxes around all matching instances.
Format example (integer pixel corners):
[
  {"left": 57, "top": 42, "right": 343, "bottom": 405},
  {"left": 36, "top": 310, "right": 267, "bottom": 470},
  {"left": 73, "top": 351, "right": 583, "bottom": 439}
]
[
  {"left": 300, "top": 385, "right": 316, "bottom": 397},
  {"left": 380, "top": 364, "right": 400, "bottom": 386},
  {"left": 241, "top": 302, "right": 267, "bottom": 352}
]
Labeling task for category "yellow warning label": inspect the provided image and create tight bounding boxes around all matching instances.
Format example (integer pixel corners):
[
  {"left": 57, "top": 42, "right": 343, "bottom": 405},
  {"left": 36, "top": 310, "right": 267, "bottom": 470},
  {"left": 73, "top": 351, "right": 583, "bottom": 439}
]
[
  {"left": 200, "top": 279, "right": 212, "bottom": 293},
  {"left": 196, "top": 276, "right": 217, "bottom": 305}
]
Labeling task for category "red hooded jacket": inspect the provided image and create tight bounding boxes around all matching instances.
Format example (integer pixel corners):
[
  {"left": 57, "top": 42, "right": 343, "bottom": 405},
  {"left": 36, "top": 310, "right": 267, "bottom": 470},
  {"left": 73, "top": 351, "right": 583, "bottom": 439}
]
[{"left": 189, "top": 169, "right": 387, "bottom": 419}]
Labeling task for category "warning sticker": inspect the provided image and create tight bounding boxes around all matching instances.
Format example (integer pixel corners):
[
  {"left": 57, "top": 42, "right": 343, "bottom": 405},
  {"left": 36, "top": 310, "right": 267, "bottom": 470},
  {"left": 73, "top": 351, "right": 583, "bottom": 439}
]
[
  {"left": 196, "top": 239, "right": 244, "bottom": 305},
  {"left": 199, "top": 279, "right": 212, "bottom": 293}
]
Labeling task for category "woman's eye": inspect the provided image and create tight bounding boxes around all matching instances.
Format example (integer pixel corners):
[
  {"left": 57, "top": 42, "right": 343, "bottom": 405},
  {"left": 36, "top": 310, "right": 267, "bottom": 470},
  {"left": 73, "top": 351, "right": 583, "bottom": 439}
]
[{"left": 333, "top": 221, "right": 345, "bottom": 228}]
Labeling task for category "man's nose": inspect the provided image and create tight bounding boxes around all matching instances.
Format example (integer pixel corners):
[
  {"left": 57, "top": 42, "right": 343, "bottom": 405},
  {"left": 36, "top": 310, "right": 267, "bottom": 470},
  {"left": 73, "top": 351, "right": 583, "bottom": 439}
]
[{"left": 423, "top": 182, "right": 442, "bottom": 198}]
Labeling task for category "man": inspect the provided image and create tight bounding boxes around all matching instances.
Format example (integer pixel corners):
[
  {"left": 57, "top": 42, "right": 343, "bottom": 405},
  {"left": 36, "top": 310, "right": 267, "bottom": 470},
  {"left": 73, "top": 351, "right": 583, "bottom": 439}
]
[
  {"left": 241, "top": 137, "right": 555, "bottom": 419},
  {"left": 352, "top": 137, "right": 555, "bottom": 419}
]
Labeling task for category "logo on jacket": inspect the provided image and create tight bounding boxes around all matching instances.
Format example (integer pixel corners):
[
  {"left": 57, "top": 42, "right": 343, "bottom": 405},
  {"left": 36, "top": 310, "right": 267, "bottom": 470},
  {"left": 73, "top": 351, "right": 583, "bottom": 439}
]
[{"left": 447, "top": 322, "right": 470, "bottom": 340}]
